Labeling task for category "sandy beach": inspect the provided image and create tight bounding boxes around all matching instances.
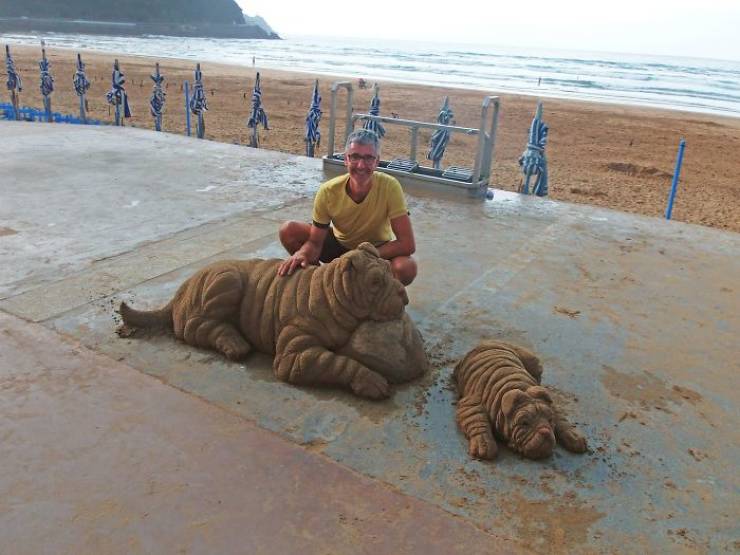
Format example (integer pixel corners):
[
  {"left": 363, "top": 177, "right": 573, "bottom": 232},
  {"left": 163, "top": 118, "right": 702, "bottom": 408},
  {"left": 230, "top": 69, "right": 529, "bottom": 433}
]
[{"left": 5, "top": 44, "right": 740, "bottom": 232}]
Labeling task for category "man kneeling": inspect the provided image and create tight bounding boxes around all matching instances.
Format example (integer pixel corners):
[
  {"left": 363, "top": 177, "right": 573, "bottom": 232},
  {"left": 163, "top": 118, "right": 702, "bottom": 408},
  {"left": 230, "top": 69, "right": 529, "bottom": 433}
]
[{"left": 278, "top": 128, "right": 417, "bottom": 285}]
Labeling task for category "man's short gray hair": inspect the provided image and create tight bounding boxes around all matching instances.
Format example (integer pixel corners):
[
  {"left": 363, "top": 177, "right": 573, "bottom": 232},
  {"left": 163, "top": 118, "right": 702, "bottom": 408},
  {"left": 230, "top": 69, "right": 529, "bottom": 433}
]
[{"left": 345, "top": 128, "right": 380, "bottom": 155}]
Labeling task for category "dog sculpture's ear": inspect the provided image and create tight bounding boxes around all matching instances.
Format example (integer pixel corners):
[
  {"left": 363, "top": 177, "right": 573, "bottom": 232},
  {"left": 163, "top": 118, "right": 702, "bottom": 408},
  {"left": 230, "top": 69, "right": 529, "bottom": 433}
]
[
  {"left": 357, "top": 242, "right": 379, "bottom": 257},
  {"left": 526, "top": 386, "right": 553, "bottom": 404},
  {"left": 501, "top": 389, "right": 529, "bottom": 418}
]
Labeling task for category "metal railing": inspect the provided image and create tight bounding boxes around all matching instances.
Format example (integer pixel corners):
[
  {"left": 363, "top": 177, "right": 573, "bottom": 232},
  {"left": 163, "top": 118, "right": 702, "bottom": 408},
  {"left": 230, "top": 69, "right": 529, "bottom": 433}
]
[{"left": 323, "top": 81, "right": 499, "bottom": 195}]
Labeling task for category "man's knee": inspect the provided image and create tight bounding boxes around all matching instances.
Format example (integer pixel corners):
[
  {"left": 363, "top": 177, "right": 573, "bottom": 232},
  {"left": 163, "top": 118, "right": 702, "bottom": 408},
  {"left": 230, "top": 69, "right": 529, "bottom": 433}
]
[
  {"left": 279, "top": 221, "right": 309, "bottom": 253},
  {"left": 391, "top": 256, "right": 417, "bottom": 286}
]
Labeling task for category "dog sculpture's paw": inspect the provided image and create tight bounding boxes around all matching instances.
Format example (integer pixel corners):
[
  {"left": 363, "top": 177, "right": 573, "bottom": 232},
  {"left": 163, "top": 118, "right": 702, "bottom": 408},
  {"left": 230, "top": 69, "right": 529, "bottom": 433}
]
[
  {"left": 469, "top": 434, "right": 498, "bottom": 460},
  {"left": 351, "top": 371, "right": 390, "bottom": 400}
]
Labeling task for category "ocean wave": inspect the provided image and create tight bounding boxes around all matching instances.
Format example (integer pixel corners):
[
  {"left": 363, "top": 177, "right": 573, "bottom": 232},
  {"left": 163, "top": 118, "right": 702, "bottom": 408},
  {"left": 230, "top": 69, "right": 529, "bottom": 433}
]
[{"left": 3, "top": 32, "right": 739, "bottom": 117}]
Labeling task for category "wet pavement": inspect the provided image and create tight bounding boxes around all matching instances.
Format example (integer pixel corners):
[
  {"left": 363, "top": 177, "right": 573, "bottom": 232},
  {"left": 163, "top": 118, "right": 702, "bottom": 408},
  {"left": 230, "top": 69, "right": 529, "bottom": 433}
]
[{"left": 1, "top": 121, "right": 738, "bottom": 553}]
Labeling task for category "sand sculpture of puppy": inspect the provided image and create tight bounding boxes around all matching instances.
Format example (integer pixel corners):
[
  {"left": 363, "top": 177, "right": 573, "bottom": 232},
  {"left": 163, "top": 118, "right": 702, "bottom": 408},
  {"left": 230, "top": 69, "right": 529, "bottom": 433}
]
[
  {"left": 118, "top": 242, "right": 427, "bottom": 399},
  {"left": 454, "top": 341, "right": 588, "bottom": 460}
]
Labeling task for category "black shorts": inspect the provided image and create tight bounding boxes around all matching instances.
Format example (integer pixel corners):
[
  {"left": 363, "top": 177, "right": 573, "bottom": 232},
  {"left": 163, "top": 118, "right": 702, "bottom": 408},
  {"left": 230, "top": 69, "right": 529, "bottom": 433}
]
[{"left": 319, "top": 226, "right": 350, "bottom": 263}]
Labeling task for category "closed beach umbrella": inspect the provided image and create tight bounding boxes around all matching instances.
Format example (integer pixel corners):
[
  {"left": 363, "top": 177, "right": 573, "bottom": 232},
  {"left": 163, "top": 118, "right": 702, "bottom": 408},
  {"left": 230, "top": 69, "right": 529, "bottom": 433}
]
[
  {"left": 5, "top": 45, "right": 22, "bottom": 121},
  {"left": 189, "top": 63, "right": 207, "bottom": 139},
  {"left": 247, "top": 71, "right": 269, "bottom": 148},
  {"left": 150, "top": 63, "right": 166, "bottom": 132},
  {"left": 518, "top": 101, "right": 549, "bottom": 196},
  {"left": 426, "top": 96, "right": 454, "bottom": 170},
  {"left": 304, "top": 79, "right": 322, "bottom": 157},
  {"left": 362, "top": 84, "right": 385, "bottom": 139},
  {"left": 38, "top": 40, "right": 54, "bottom": 122},
  {"left": 73, "top": 53, "right": 91, "bottom": 122},
  {"left": 106, "top": 59, "right": 132, "bottom": 126}
]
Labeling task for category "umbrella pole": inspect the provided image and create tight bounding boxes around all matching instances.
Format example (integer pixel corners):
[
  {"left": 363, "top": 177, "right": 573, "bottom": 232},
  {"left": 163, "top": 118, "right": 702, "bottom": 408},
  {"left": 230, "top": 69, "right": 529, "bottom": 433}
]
[
  {"left": 11, "top": 90, "right": 20, "bottom": 121},
  {"left": 41, "top": 41, "right": 52, "bottom": 122},
  {"left": 77, "top": 54, "right": 87, "bottom": 123},
  {"left": 523, "top": 171, "right": 532, "bottom": 195},
  {"left": 198, "top": 113, "right": 205, "bottom": 139},
  {"left": 184, "top": 81, "right": 191, "bottom": 137},
  {"left": 44, "top": 96, "right": 52, "bottom": 122},
  {"left": 6, "top": 45, "right": 20, "bottom": 121},
  {"left": 154, "top": 62, "right": 162, "bottom": 132}
]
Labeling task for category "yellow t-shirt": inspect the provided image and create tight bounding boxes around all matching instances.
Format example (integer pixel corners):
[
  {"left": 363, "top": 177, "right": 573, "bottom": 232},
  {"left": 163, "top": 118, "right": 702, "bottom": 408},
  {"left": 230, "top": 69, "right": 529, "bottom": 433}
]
[{"left": 312, "top": 172, "right": 408, "bottom": 249}]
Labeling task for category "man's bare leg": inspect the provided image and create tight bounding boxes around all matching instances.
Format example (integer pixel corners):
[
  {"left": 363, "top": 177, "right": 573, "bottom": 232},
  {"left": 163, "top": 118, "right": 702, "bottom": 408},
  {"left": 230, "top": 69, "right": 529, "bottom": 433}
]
[
  {"left": 281, "top": 222, "right": 417, "bottom": 285},
  {"left": 391, "top": 256, "right": 417, "bottom": 286},
  {"left": 279, "top": 221, "right": 311, "bottom": 254}
]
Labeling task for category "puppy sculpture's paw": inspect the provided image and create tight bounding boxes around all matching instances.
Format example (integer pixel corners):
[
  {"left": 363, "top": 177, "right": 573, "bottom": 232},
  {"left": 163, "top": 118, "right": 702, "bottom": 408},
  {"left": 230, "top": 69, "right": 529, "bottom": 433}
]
[
  {"left": 216, "top": 335, "right": 252, "bottom": 361},
  {"left": 351, "top": 371, "right": 390, "bottom": 400},
  {"left": 559, "top": 428, "right": 588, "bottom": 453},
  {"left": 469, "top": 434, "right": 498, "bottom": 460}
]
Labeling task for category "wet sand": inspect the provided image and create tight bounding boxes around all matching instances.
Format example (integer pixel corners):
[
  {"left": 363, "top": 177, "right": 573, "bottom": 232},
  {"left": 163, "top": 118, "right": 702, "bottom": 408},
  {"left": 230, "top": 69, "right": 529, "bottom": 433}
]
[{"left": 6, "top": 44, "right": 740, "bottom": 232}]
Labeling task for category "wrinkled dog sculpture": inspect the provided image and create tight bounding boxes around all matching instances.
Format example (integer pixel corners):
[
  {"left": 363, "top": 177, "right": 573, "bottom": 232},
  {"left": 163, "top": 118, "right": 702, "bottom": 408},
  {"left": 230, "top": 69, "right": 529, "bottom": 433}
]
[
  {"left": 119, "top": 243, "right": 427, "bottom": 399},
  {"left": 454, "top": 341, "right": 587, "bottom": 460}
]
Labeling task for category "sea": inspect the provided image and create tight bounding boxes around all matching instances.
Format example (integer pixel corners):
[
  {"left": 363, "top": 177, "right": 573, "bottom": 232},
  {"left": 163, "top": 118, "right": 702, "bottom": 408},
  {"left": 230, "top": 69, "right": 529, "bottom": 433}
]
[{"left": 3, "top": 32, "right": 740, "bottom": 118}]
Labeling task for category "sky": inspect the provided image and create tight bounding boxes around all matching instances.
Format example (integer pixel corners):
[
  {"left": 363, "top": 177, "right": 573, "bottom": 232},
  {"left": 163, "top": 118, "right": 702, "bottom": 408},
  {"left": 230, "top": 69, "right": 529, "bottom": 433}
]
[{"left": 236, "top": 0, "right": 740, "bottom": 61}]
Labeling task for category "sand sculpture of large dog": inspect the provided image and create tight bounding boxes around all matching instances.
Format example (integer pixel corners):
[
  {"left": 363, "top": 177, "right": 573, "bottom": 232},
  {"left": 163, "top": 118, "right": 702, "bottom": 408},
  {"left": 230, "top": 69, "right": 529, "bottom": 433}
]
[
  {"left": 454, "top": 341, "right": 588, "bottom": 460},
  {"left": 118, "top": 243, "right": 428, "bottom": 399}
]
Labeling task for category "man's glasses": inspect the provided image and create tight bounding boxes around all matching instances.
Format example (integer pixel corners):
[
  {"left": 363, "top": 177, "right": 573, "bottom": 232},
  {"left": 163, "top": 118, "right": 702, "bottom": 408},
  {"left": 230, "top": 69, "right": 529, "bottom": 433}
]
[{"left": 347, "top": 153, "right": 378, "bottom": 164}]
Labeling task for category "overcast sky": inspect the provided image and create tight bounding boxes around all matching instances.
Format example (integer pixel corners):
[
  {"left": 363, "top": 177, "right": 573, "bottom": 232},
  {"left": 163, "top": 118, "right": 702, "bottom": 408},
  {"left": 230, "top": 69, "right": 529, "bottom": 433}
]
[{"left": 236, "top": 0, "right": 740, "bottom": 61}]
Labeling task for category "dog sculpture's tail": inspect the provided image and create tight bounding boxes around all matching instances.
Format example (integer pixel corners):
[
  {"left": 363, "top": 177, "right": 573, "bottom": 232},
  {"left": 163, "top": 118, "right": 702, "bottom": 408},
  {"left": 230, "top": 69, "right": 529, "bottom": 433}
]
[{"left": 119, "top": 301, "right": 174, "bottom": 329}]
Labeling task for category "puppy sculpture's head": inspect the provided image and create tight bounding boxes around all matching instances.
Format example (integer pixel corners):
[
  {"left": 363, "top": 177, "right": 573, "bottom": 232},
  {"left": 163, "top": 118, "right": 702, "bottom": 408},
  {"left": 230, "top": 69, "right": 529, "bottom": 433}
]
[
  {"left": 501, "top": 386, "right": 557, "bottom": 460},
  {"left": 339, "top": 242, "right": 408, "bottom": 321}
]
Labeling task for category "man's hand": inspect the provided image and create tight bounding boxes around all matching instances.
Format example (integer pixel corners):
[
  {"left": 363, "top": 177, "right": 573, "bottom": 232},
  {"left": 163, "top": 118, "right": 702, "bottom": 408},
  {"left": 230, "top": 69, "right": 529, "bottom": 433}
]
[{"left": 278, "top": 250, "right": 312, "bottom": 276}]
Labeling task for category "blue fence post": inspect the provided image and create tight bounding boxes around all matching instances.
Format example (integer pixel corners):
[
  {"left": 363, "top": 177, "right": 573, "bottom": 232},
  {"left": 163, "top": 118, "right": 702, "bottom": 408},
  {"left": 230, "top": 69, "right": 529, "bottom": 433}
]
[{"left": 665, "top": 138, "right": 686, "bottom": 220}]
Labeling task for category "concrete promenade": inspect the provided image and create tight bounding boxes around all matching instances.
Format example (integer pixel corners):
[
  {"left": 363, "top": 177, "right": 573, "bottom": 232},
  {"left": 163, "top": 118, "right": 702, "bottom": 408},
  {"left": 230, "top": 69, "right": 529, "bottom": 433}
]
[{"left": 1, "top": 121, "right": 738, "bottom": 553}]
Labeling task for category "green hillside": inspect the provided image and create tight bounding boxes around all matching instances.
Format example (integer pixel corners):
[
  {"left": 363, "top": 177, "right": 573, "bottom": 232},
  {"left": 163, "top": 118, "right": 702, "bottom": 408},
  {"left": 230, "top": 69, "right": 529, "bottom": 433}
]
[{"left": 0, "top": 0, "right": 246, "bottom": 24}]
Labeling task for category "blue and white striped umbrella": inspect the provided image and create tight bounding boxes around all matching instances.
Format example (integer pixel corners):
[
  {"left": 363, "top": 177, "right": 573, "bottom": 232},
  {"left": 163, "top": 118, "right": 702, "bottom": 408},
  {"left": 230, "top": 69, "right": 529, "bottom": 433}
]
[
  {"left": 73, "top": 53, "right": 90, "bottom": 97},
  {"left": 106, "top": 62, "right": 132, "bottom": 118},
  {"left": 39, "top": 57, "right": 54, "bottom": 97},
  {"left": 518, "top": 102, "right": 549, "bottom": 196},
  {"left": 247, "top": 72, "right": 269, "bottom": 147},
  {"left": 5, "top": 46, "right": 22, "bottom": 93},
  {"left": 247, "top": 72, "right": 269, "bottom": 130},
  {"left": 427, "top": 96, "right": 454, "bottom": 169},
  {"left": 189, "top": 65, "right": 207, "bottom": 115},
  {"left": 304, "top": 79, "right": 322, "bottom": 157},
  {"left": 362, "top": 86, "right": 385, "bottom": 138},
  {"left": 149, "top": 72, "right": 165, "bottom": 119}
]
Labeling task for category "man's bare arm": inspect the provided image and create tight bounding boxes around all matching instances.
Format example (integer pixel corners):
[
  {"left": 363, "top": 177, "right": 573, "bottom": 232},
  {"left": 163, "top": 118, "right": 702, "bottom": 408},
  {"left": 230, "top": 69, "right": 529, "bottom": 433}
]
[
  {"left": 278, "top": 224, "right": 328, "bottom": 276},
  {"left": 376, "top": 214, "right": 416, "bottom": 260}
]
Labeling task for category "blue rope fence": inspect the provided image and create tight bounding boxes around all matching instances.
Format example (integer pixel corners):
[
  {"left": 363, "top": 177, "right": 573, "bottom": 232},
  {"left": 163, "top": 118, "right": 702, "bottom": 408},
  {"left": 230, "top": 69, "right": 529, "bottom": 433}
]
[{"left": 0, "top": 102, "right": 101, "bottom": 125}]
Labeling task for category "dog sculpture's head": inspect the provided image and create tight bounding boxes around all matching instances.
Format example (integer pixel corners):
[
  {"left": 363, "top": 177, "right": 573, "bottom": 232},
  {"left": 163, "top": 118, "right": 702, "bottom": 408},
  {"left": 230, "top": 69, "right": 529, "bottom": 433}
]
[
  {"left": 501, "top": 386, "right": 557, "bottom": 460},
  {"left": 339, "top": 242, "right": 408, "bottom": 321}
]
